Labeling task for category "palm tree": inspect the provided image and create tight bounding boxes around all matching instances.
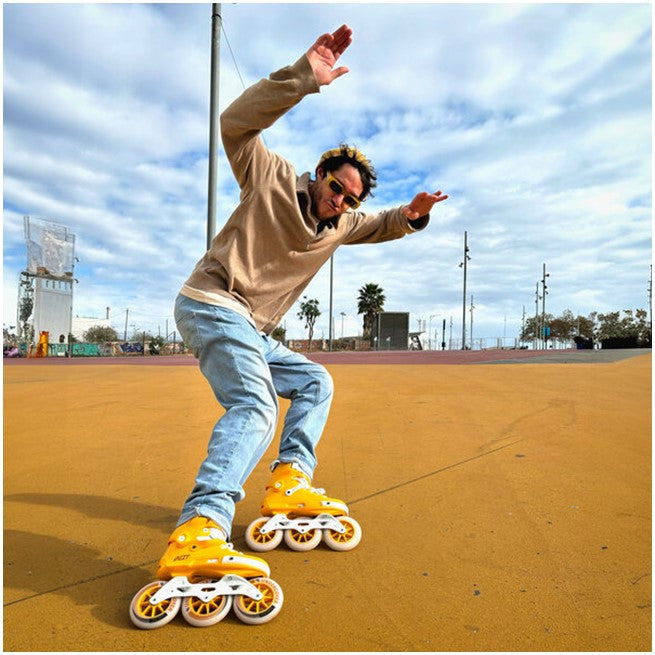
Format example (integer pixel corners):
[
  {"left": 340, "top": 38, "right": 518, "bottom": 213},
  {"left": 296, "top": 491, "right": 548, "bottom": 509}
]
[{"left": 357, "top": 283, "right": 386, "bottom": 340}]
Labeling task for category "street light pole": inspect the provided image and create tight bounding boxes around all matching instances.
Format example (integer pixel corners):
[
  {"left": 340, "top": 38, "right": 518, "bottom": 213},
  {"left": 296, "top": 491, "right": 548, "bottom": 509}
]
[
  {"left": 206, "top": 3, "right": 222, "bottom": 250},
  {"left": 460, "top": 230, "right": 470, "bottom": 349},
  {"left": 648, "top": 264, "right": 652, "bottom": 340},
  {"left": 429, "top": 314, "right": 439, "bottom": 350},
  {"left": 469, "top": 294, "right": 474, "bottom": 350},
  {"left": 541, "top": 262, "right": 549, "bottom": 348},
  {"left": 328, "top": 255, "right": 334, "bottom": 351}
]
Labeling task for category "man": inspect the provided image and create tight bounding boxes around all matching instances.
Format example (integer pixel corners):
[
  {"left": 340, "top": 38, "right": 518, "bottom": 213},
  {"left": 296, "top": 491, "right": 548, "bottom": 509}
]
[{"left": 166, "top": 24, "right": 447, "bottom": 575}]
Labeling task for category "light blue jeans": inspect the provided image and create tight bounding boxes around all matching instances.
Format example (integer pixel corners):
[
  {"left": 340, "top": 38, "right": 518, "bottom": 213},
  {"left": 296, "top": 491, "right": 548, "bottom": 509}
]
[{"left": 173, "top": 294, "right": 334, "bottom": 538}]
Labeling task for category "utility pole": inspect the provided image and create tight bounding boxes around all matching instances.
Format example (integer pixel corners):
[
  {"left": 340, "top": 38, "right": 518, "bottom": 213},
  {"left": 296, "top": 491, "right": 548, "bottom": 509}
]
[
  {"left": 328, "top": 255, "right": 334, "bottom": 351},
  {"left": 206, "top": 3, "right": 222, "bottom": 249},
  {"left": 469, "top": 294, "right": 474, "bottom": 350},
  {"left": 124, "top": 308, "right": 129, "bottom": 342},
  {"left": 541, "top": 263, "right": 549, "bottom": 348},
  {"left": 460, "top": 231, "right": 470, "bottom": 349},
  {"left": 535, "top": 283, "right": 540, "bottom": 349},
  {"left": 649, "top": 264, "right": 652, "bottom": 341},
  {"left": 449, "top": 316, "right": 453, "bottom": 350}
]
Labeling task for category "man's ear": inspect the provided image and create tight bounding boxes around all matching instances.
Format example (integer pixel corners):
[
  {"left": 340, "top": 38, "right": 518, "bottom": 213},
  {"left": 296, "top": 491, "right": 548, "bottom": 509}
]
[{"left": 316, "top": 166, "right": 324, "bottom": 180}]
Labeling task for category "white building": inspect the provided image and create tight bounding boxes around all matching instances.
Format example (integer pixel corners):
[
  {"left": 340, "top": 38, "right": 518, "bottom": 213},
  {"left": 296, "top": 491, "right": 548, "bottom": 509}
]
[
  {"left": 71, "top": 316, "right": 112, "bottom": 342},
  {"left": 32, "top": 276, "right": 73, "bottom": 344}
]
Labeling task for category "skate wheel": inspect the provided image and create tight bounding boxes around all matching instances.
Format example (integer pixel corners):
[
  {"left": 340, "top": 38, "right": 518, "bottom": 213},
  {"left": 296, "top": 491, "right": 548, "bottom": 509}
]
[
  {"left": 233, "top": 577, "right": 283, "bottom": 625},
  {"left": 181, "top": 579, "right": 233, "bottom": 627},
  {"left": 283, "top": 526, "right": 322, "bottom": 551},
  {"left": 245, "top": 517, "right": 283, "bottom": 552},
  {"left": 129, "top": 580, "right": 180, "bottom": 630},
  {"left": 323, "top": 516, "right": 362, "bottom": 551}
]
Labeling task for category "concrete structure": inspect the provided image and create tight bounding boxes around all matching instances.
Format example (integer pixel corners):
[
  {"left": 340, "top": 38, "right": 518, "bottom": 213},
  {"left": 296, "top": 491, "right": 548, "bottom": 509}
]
[{"left": 19, "top": 216, "right": 76, "bottom": 344}]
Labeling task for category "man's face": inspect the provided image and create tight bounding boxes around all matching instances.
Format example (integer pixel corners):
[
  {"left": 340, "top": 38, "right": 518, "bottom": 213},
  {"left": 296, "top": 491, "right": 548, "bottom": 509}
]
[{"left": 311, "top": 163, "right": 364, "bottom": 220}]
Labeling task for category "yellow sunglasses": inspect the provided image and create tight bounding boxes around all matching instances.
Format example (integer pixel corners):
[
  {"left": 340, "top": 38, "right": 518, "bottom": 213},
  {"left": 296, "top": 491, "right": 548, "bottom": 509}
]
[{"left": 326, "top": 173, "right": 361, "bottom": 209}]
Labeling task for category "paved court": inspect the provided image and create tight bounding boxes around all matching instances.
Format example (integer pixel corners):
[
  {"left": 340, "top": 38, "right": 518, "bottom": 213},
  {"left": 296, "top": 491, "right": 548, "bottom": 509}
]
[{"left": 3, "top": 350, "right": 651, "bottom": 651}]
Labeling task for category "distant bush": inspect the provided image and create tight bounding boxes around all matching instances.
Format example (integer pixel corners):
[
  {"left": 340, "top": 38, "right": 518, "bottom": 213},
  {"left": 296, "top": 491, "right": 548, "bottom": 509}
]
[{"left": 83, "top": 325, "right": 119, "bottom": 342}]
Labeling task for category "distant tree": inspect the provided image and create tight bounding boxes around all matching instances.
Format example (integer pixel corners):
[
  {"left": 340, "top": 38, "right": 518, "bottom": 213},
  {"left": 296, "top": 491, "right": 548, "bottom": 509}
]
[
  {"left": 596, "top": 309, "right": 651, "bottom": 347},
  {"left": 575, "top": 314, "right": 596, "bottom": 340},
  {"left": 520, "top": 308, "right": 650, "bottom": 348},
  {"left": 83, "top": 325, "right": 119, "bottom": 342},
  {"left": 297, "top": 297, "right": 321, "bottom": 351},
  {"left": 357, "top": 283, "right": 386, "bottom": 340},
  {"left": 271, "top": 326, "right": 287, "bottom": 343},
  {"left": 149, "top": 335, "right": 165, "bottom": 355},
  {"left": 3, "top": 326, "right": 18, "bottom": 347},
  {"left": 131, "top": 330, "right": 153, "bottom": 342}
]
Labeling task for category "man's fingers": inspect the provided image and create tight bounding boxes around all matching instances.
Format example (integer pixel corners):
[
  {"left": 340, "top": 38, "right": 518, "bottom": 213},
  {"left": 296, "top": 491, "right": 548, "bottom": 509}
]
[
  {"left": 331, "top": 24, "right": 353, "bottom": 52},
  {"left": 330, "top": 65, "right": 350, "bottom": 80},
  {"left": 403, "top": 206, "right": 420, "bottom": 220}
]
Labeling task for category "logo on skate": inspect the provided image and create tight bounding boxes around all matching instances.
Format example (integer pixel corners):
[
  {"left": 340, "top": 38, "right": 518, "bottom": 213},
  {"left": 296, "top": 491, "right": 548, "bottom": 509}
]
[{"left": 173, "top": 554, "right": 190, "bottom": 561}]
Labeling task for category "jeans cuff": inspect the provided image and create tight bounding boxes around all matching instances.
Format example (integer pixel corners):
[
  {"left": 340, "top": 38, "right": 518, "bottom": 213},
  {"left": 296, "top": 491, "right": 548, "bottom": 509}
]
[
  {"left": 177, "top": 506, "right": 232, "bottom": 540},
  {"left": 270, "top": 457, "right": 315, "bottom": 480}
]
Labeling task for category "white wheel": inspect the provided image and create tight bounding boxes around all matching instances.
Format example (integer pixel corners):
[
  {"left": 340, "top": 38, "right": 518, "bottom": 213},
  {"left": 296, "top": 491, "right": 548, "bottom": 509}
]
[
  {"left": 129, "top": 580, "right": 181, "bottom": 630},
  {"left": 245, "top": 517, "right": 283, "bottom": 552},
  {"left": 181, "top": 579, "right": 233, "bottom": 627},
  {"left": 323, "top": 516, "right": 362, "bottom": 551},
  {"left": 283, "top": 526, "right": 322, "bottom": 551},
  {"left": 233, "top": 577, "right": 284, "bottom": 625}
]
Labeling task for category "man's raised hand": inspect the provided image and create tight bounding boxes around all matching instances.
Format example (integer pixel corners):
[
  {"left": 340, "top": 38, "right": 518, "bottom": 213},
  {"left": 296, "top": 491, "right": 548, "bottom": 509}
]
[
  {"left": 306, "top": 24, "right": 353, "bottom": 86},
  {"left": 402, "top": 191, "right": 449, "bottom": 220}
]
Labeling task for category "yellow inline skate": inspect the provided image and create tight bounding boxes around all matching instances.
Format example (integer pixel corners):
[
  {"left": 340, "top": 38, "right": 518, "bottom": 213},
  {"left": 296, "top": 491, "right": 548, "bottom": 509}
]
[
  {"left": 129, "top": 517, "right": 283, "bottom": 629},
  {"left": 245, "top": 462, "right": 362, "bottom": 552}
]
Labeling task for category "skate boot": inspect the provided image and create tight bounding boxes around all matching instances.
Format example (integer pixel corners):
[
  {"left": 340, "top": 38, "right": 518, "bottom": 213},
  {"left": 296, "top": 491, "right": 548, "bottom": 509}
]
[
  {"left": 245, "top": 462, "right": 362, "bottom": 552},
  {"left": 129, "top": 517, "right": 283, "bottom": 629}
]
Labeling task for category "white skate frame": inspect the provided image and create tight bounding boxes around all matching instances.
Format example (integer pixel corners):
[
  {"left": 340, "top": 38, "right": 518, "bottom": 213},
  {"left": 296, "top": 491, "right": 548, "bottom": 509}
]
[
  {"left": 258, "top": 512, "right": 347, "bottom": 535},
  {"left": 149, "top": 575, "right": 263, "bottom": 605}
]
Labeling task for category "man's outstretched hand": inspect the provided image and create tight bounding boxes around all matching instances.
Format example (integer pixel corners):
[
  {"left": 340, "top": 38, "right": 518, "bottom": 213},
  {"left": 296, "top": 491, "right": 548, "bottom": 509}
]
[
  {"left": 403, "top": 191, "right": 449, "bottom": 220},
  {"left": 306, "top": 24, "right": 353, "bottom": 86}
]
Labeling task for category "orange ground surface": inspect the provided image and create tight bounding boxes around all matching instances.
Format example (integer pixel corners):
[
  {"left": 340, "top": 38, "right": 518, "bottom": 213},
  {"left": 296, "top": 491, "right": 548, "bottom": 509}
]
[{"left": 3, "top": 351, "right": 651, "bottom": 651}]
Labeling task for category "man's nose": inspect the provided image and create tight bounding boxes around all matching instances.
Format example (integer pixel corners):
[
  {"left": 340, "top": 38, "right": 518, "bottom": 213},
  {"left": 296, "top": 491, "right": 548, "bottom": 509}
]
[{"left": 331, "top": 190, "right": 345, "bottom": 205}]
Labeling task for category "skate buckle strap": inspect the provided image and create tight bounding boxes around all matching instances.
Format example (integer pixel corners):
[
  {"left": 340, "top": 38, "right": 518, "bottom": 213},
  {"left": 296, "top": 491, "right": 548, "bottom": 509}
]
[
  {"left": 149, "top": 575, "right": 264, "bottom": 605},
  {"left": 284, "top": 476, "right": 326, "bottom": 497}
]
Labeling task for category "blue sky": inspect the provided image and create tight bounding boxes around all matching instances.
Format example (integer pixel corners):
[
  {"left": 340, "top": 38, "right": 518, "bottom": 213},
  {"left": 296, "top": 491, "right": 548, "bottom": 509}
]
[{"left": 3, "top": 2, "right": 652, "bottom": 344}]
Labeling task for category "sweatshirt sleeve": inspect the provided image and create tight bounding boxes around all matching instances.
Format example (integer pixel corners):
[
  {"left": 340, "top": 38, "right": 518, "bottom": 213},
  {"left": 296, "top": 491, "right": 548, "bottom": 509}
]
[
  {"left": 341, "top": 207, "right": 431, "bottom": 245},
  {"left": 220, "top": 55, "right": 320, "bottom": 190}
]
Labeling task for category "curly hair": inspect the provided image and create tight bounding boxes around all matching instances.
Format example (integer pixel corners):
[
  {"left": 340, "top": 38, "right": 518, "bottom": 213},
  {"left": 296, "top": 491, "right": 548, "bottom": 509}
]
[{"left": 316, "top": 144, "right": 378, "bottom": 201}]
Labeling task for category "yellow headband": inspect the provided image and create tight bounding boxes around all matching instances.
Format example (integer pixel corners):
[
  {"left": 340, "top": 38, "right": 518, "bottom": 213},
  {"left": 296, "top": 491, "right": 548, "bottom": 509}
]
[{"left": 317, "top": 146, "right": 372, "bottom": 173}]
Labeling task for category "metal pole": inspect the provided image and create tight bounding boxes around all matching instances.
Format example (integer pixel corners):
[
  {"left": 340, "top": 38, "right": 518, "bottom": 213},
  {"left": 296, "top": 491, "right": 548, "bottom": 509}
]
[
  {"left": 541, "top": 263, "right": 549, "bottom": 348},
  {"left": 470, "top": 294, "right": 474, "bottom": 350},
  {"left": 449, "top": 316, "right": 453, "bottom": 350},
  {"left": 649, "top": 264, "right": 652, "bottom": 340},
  {"left": 207, "top": 3, "right": 222, "bottom": 250},
  {"left": 461, "top": 230, "right": 469, "bottom": 349},
  {"left": 328, "top": 255, "right": 334, "bottom": 351},
  {"left": 68, "top": 278, "right": 74, "bottom": 358},
  {"left": 535, "top": 283, "right": 540, "bottom": 349}
]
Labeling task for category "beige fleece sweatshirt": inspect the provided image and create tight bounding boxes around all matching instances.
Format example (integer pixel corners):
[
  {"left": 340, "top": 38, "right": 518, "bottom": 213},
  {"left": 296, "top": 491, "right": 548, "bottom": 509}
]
[{"left": 182, "top": 54, "right": 429, "bottom": 335}]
